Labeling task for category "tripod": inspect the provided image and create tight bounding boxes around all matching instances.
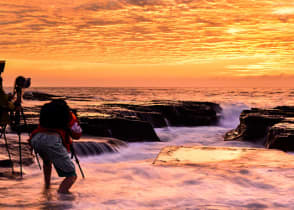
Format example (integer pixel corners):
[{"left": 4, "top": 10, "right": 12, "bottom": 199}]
[
  {"left": 0, "top": 106, "right": 40, "bottom": 178},
  {"left": 11, "top": 101, "right": 41, "bottom": 178},
  {"left": 13, "top": 107, "right": 27, "bottom": 178},
  {"left": 0, "top": 64, "right": 36, "bottom": 177},
  {"left": 8, "top": 79, "right": 40, "bottom": 178},
  {"left": 0, "top": 123, "right": 14, "bottom": 174}
]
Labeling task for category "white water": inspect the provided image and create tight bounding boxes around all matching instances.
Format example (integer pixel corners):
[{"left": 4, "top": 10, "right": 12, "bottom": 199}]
[{"left": 1, "top": 104, "right": 294, "bottom": 209}]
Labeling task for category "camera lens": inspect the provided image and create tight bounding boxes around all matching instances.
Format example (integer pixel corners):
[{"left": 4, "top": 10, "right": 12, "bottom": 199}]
[{"left": 15, "top": 76, "right": 31, "bottom": 88}]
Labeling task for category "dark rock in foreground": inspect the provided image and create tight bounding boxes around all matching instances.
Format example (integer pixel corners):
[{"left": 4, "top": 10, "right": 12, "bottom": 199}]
[
  {"left": 225, "top": 106, "right": 294, "bottom": 151},
  {"left": 0, "top": 140, "right": 33, "bottom": 167},
  {"left": 100, "top": 101, "right": 222, "bottom": 128},
  {"left": 19, "top": 100, "right": 221, "bottom": 142},
  {"left": 73, "top": 137, "right": 127, "bottom": 156},
  {"left": 0, "top": 159, "right": 13, "bottom": 168},
  {"left": 265, "top": 123, "right": 294, "bottom": 151},
  {"left": 80, "top": 118, "right": 161, "bottom": 142},
  {"left": 0, "top": 136, "right": 34, "bottom": 178},
  {"left": 80, "top": 101, "right": 221, "bottom": 142}
]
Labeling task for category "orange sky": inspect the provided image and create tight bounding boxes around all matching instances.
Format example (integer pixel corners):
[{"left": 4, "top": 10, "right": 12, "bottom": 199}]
[{"left": 1, "top": 0, "right": 294, "bottom": 87}]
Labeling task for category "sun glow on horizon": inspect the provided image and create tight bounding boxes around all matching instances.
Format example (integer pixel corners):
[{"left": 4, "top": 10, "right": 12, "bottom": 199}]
[{"left": 226, "top": 28, "right": 245, "bottom": 34}]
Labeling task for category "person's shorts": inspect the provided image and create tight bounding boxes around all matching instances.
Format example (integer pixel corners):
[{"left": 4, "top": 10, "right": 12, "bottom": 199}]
[{"left": 30, "top": 132, "right": 76, "bottom": 177}]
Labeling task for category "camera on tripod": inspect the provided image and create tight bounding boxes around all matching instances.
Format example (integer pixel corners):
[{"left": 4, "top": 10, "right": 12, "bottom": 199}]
[
  {"left": 15, "top": 76, "right": 31, "bottom": 89},
  {"left": 13, "top": 76, "right": 31, "bottom": 105},
  {"left": 10, "top": 76, "right": 31, "bottom": 131},
  {"left": 0, "top": 60, "right": 31, "bottom": 131},
  {"left": 0, "top": 60, "right": 31, "bottom": 130}
]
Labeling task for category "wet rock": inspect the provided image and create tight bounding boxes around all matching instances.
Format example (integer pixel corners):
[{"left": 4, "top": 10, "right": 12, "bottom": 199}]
[
  {"left": 153, "top": 101, "right": 221, "bottom": 127},
  {"left": 133, "top": 111, "right": 167, "bottom": 128},
  {"left": 0, "top": 140, "right": 33, "bottom": 166},
  {"left": 23, "top": 91, "right": 94, "bottom": 102},
  {"left": 0, "top": 138, "right": 34, "bottom": 178},
  {"left": 0, "top": 159, "right": 12, "bottom": 167},
  {"left": 102, "top": 101, "right": 222, "bottom": 128},
  {"left": 73, "top": 137, "right": 127, "bottom": 156},
  {"left": 153, "top": 146, "right": 294, "bottom": 168},
  {"left": 225, "top": 106, "right": 294, "bottom": 151},
  {"left": 19, "top": 99, "right": 222, "bottom": 142},
  {"left": 9, "top": 123, "right": 38, "bottom": 134},
  {"left": 23, "top": 91, "right": 60, "bottom": 101},
  {"left": 80, "top": 118, "right": 160, "bottom": 142},
  {"left": 265, "top": 122, "right": 294, "bottom": 151},
  {"left": 225, "top": 110, "right": 283, "bottom": 141}
]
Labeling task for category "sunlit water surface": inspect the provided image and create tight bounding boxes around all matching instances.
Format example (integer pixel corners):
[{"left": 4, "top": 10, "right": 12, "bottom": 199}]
[{"left": 1, "top": 87, "right": 294, "bottom": 209}]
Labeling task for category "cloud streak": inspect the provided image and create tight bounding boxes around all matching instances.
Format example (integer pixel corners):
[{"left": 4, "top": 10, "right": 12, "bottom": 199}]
[{"left": 0, "top": 0, "right": 294, "bottom": 78}]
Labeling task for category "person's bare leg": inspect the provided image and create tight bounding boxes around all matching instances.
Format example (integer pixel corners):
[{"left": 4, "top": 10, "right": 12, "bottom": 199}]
[
  {"left": 43, "top": 161, "right": 52, "bottom": 189},
  {"left": 58, "top": 176, "right": 77, "bottom": 194}
]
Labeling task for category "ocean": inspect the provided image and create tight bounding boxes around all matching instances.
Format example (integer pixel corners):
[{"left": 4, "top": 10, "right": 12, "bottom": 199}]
[{"left": 1, "top": 87, "right": 294, "bottom": 209}]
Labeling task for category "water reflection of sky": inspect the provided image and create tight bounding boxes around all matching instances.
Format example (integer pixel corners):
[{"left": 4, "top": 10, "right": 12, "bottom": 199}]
[{"left": 16, "top": 87, "right": 294, "bottom": 110}]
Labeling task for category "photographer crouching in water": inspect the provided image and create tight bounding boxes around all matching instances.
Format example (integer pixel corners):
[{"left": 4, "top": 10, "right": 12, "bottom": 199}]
[
  {"left": 29, "top": 99, "right": 82, "bottom": 194},
  {"left": 0, "top": 61, "right": 82, "bottom": 192}
]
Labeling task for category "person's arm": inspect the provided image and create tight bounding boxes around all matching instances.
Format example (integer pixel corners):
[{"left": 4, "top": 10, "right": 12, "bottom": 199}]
[
  {"left": 0, "top": 78, "right": 14, "bottom": 125},
  {"left": 0, "top": 78, "right": 15, "bottom": 110},
  {"left": 68, "top": 111, "right": 82, "bottom": 139}
]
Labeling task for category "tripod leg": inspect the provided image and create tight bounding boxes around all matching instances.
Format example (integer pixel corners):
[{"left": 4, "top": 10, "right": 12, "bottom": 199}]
[
  {"left": 2, "top": 126, "right": 14, "bottom": 174},
  {"left": 70, "top": 145, "right": 85, "bottom": 179},
  {"left": 74, "top": 153, "right": 85, "bottom": 179},
  {"left": 21, "top": 108, "right": 30, "bottom": 135},
  {"left": 13, "top": 110, "right": 22, "bottom": 178},
  {"left": 34, "top": 150, "right": 41, "bottom": 170},
  {"left": 20, "top": 108, "right": 41, "bottom": 170},
  {"left": 18, "top": 132, "right": 23, "bottom": 178}
]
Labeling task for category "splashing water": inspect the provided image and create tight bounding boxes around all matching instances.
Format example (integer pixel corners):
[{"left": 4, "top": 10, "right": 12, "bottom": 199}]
[{"left": 1, "top": 88, "right": 294, "bottom": 209}]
